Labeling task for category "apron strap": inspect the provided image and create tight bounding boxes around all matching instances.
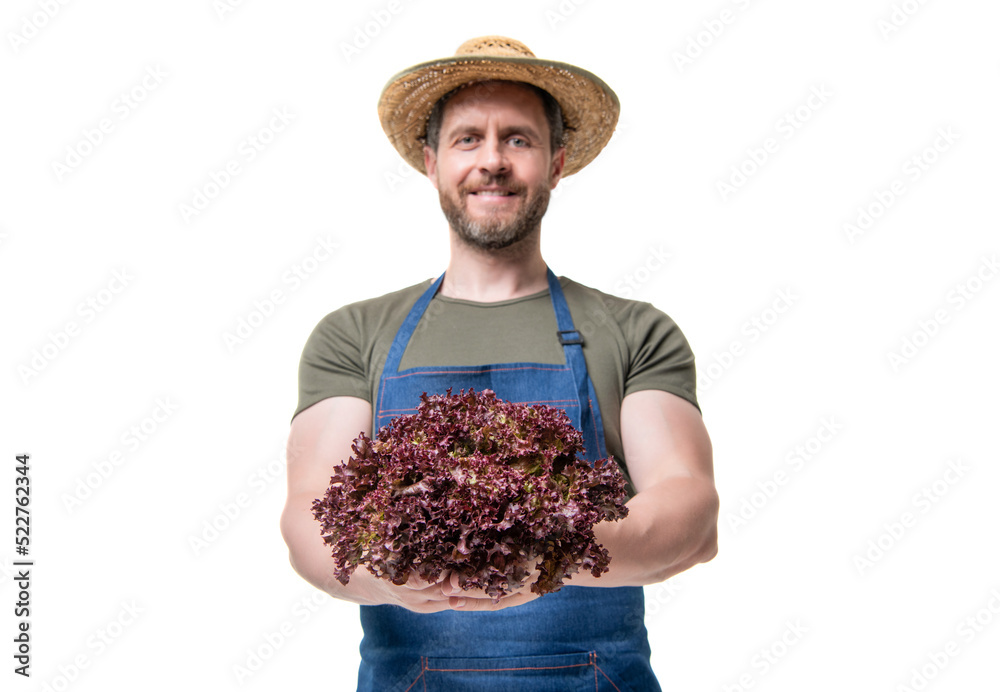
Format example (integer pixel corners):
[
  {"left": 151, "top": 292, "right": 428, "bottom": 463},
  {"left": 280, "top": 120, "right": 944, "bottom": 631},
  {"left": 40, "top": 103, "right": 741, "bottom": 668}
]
[
  {"left": 381, "top": 273, "right": 445, "bottom": 376},
  {"left": 546, "top": 269, "right": 608, "bottom": 459}
]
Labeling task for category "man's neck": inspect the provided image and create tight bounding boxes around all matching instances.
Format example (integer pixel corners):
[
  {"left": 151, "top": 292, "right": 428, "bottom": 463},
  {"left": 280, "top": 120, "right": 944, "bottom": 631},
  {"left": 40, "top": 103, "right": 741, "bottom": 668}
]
[{"left": 441, "top": 230, "right": 549, "bottom": 302}]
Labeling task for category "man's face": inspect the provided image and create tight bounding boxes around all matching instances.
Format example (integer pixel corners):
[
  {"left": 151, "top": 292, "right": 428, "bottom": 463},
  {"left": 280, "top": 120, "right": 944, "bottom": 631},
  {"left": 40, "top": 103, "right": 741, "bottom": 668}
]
[{"left": 423, "top": 82, "right": 566, "bottom": 251}]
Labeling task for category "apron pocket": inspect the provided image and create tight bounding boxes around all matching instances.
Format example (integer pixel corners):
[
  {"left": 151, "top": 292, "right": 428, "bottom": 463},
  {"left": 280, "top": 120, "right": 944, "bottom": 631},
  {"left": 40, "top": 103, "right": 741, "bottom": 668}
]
[{"left": 402, "top": 651, "right": 636, "bottom": 692}]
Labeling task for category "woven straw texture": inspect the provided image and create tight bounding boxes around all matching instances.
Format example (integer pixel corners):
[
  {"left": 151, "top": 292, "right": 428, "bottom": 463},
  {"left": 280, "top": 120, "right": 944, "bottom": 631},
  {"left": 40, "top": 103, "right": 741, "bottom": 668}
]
[{"left": 377, "top": 36, "right": 620, "bottom": 176}]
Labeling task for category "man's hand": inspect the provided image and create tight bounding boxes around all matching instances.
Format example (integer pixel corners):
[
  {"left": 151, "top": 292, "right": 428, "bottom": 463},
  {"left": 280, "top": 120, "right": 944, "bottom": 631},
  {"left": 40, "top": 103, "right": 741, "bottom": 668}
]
[
  {"left": 364, "top": 568, "right": 541, "bottom": 613},
  {"left": 435, "top": 566, "right": 543, "bottom": 612},
  {"left": 359, "top": 570, "right": 457, "bottom": 613}
]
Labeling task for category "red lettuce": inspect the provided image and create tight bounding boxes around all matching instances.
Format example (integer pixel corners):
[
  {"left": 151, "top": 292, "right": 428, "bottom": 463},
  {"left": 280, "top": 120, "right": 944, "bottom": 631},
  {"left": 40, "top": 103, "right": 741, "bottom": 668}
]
[{"left": 312, "top": 389, "right": 629, "bottom": 602}]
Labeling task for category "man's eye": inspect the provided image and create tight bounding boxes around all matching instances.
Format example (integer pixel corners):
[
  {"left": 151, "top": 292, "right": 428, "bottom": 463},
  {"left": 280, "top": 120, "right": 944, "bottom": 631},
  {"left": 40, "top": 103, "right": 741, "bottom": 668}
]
[
  {"left": 509, "top": 137, "right": 528, "bottom": 147},
  {"left": 458, "top": 136, "right": 476, "bottom": 145}
]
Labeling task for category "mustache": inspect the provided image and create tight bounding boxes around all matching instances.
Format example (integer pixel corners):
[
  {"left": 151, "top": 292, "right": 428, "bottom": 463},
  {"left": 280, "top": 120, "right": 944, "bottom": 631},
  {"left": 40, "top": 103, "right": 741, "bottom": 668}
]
[{"left": 459, "top": 175, "right": 527, "bottom": 195}]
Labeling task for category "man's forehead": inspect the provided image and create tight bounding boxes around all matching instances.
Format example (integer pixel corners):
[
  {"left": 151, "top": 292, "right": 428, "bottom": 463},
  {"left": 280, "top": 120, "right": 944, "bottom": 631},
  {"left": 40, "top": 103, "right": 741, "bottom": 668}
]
[{"left": 443, "top": 80, "right": 547, "bottom": 118}]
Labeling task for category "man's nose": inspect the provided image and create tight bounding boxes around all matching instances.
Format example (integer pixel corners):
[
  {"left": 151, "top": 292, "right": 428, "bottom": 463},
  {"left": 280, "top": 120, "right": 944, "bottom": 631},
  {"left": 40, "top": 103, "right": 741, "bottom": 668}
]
[{"left": 475, "top": 135, "right": 509, "bottom": 174}]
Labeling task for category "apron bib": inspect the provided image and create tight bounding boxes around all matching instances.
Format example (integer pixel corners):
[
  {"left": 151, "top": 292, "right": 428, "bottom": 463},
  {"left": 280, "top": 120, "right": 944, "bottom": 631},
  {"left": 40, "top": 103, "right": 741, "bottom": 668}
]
[{"left": 358, "top": 268, "right": 660, "bottom": 692}]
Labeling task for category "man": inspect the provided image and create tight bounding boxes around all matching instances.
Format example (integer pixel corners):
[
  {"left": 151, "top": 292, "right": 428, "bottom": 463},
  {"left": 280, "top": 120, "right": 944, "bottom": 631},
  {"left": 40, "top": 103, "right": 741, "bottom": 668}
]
[{"left": 281, "top": 36, "right": 719, "bottom": 691}]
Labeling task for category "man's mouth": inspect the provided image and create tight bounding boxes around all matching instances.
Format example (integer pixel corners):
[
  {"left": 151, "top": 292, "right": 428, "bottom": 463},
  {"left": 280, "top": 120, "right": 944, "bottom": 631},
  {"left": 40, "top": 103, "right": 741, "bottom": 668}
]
[{"left": 470, "top": 189, "right": 516, "bottom": 196}]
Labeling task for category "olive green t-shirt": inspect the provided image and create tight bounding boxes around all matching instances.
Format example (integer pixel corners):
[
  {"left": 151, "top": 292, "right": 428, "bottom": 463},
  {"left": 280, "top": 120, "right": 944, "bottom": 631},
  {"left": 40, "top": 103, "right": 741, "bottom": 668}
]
[{"left": 294, "top": 276, "right": 699, "bottom": 490}]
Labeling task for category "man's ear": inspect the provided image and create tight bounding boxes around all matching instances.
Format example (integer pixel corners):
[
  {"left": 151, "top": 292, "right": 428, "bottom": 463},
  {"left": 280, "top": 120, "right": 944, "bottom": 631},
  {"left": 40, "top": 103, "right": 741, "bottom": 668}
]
[
  {"left": 549, "top": 146, "right": 566, "bottom": 189},
  {"left": 423, "top": 145, "right": 439, "bottom": 190}
]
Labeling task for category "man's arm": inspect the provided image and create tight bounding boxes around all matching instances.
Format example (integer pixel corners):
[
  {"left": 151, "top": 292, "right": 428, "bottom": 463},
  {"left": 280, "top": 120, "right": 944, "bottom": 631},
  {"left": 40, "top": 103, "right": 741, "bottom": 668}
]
[
  {"left": 280, "top": 396, "right": 452, "bottom": 611},
  {"left": 449, "top": 388, "right": 718, "bottom": 612},
  {"left": 566, "top": 388, "right": 719, "bottom": 588},
  {"left": 279, "top": 396, "right": 540, "bottom": 612}
]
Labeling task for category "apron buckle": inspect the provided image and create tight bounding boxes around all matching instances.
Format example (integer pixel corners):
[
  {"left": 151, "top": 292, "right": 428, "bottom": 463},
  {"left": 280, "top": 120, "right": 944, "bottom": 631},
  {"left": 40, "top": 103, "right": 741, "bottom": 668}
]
[{"left": 557, "top": 329, "right": 584, "bottom": 346}]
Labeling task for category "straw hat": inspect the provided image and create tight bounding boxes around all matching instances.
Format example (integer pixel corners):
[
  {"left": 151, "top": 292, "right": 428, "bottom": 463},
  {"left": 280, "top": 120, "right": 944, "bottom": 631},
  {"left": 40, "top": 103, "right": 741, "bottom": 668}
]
[{"left": 377, "top": 36, "right": 620, "bottom": 177}]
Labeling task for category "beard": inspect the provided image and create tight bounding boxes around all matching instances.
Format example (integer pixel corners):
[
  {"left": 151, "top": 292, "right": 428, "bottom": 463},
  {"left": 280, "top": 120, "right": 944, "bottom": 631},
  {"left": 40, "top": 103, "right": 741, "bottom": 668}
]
[{"left": 438, "top": 174, "right": 551, "bottom": 251}]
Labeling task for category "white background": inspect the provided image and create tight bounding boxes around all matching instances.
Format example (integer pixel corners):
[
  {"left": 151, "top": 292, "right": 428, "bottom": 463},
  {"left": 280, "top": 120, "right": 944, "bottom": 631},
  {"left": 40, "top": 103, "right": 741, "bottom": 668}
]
[{"left": 2, "top": 1, "right": 999, "bottom": 690}]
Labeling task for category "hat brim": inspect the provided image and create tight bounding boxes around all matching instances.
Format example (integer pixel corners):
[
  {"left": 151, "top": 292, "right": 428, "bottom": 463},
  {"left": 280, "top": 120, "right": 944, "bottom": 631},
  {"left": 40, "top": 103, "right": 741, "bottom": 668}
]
[{"left": 377, "top": 55, "right": 620, "bottom": 177}]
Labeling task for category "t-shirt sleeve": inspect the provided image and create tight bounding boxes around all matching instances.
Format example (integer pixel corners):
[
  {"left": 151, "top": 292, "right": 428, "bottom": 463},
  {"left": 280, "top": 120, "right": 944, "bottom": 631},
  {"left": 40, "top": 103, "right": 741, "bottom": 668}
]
[
  {"left": 622, "top": 302, "right": 700, "bottom": 413},
  {"left": 293, "top": 307, "right": 370, "bottom": 420}
]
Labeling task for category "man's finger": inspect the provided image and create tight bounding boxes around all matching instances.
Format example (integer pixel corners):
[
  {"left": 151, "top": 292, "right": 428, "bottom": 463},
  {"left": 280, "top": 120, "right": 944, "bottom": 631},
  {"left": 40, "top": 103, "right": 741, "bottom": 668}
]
[
  {"left": 449, "top": 590, "right": 536, "bottom": 612},
  {"left": 449, "top": 595, "right": 497, "bottom": 611}
]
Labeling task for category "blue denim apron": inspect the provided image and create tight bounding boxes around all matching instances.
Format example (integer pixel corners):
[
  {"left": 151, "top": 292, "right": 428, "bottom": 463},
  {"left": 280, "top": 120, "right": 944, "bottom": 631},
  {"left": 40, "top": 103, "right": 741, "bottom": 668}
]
[{"left": 358, "top": 268, "right": 660, "bottom": 692}]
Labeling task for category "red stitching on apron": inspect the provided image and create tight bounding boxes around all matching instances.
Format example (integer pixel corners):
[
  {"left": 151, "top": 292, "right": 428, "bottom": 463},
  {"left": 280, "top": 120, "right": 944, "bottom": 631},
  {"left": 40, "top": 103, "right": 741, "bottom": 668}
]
[
  {"left": 399, "top": 652, "right": 624, "bottom": 691},
  {"left": 594, "top": 651, "right": 623, "bottom": 692},
  {"left": 586, "top": 394, "right": 603, "bottom": 457},
  {"left": 377, "top": 399, "right": 580, "bottom": 415},
  {"left": 423, "top": 662, "right": 592, "bottom": 673},
  {"left": 385, "top": 365, "right": 568, "bottom": 378},
  {"left": 377, "top": 366, "right": 580, "bottom": 419},
  {"left": 400, "top": 657, "right": 428, "bottom": 692}
]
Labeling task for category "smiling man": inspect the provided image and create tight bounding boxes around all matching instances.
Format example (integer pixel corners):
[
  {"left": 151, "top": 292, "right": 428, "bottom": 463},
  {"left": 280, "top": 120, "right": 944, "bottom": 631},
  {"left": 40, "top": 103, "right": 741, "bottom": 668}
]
[
  {"left": 281, "top": 36, "right": 719, "bottom": 691},
  {"left": 427, "top": 80, "right": 557, "bottom": 253}
]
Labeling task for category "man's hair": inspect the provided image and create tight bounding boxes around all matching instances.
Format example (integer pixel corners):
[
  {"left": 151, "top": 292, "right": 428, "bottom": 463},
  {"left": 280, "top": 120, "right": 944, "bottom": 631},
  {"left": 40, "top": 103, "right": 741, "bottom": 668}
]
[{"left": 422, "top": 80, "right": 565, "bottom": 155}]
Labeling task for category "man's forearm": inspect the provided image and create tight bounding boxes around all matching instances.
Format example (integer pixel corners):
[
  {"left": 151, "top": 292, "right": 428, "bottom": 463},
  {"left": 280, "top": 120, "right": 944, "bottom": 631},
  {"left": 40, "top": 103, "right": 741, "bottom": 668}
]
[
  {"left": 280, "top": 495, "right": 387, "bottom": 606},
  {"left": 571, "top": 474, "right": 719, "bottom": 588},
  {"left": 281, "top": 494, "right": 543, "bottom": 613}
]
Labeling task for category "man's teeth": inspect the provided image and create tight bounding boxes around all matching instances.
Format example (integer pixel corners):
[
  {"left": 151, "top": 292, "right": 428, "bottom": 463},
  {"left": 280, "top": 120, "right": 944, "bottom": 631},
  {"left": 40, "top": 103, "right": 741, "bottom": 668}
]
[{"left": 474, "top": 191, "right": 512, "bottom": 196}]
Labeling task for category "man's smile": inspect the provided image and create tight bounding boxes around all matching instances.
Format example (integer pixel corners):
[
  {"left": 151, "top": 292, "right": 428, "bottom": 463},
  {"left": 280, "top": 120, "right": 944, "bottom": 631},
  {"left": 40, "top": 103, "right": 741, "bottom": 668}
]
[
  {"left": 470, "top": 188, "right": 515, "bottom": 196},
  {"left": 466, "top": 186, "right": 520, "bottom": 206}
]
